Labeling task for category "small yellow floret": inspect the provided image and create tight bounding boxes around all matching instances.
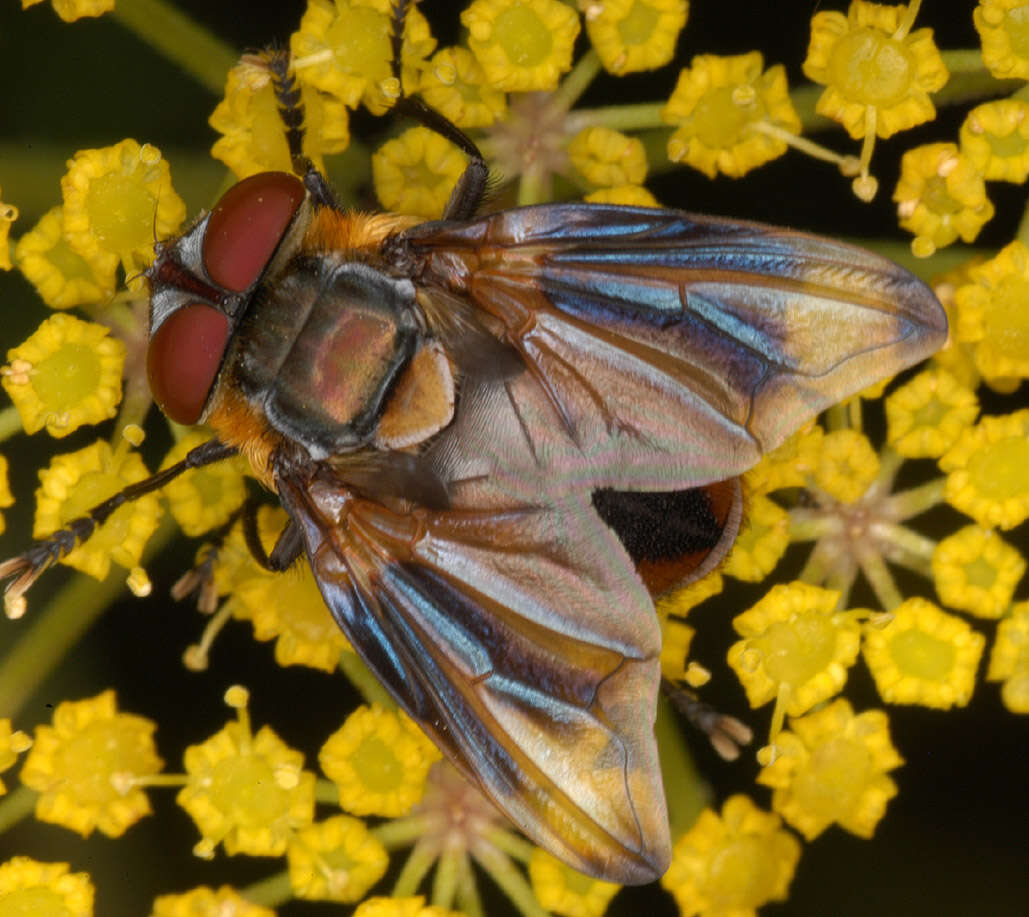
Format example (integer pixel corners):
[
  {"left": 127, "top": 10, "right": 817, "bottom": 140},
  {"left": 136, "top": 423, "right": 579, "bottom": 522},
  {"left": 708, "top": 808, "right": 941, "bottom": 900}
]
[
  {"left": 974, "top": 0, "right": 1029, "bottom": 79},
  {"left": 986, "top": 601, "right": 1029, "bottom": 712},
  {"left": 0, "top": 188, "right": 18, "bottom": 271},
  {"left": 287, "top": 815, "right": 389, "bottom": 902},
  {"left": 0, "top": 856, "right": 94, "bottom": 916},
  {"left": 932, "top": 524, "right": 1025, "bottom": 619},
  {"left": 885, "top": 367, "right": 979, "bottom": 459},
  {"left": 529, "top": 846, "right": 621, "bottom": 917},
  {"left": 584, "top": 0, "right": 689, "bottom": 75},
  {"left": 420, "top": 47, "right": 507, "bottom": 128},
  {"left": 373, "top": 127, "right": 468, "bottom": 218},
  {"left": 724, "top": 494, "right": 790, "bottom": 582},
  {"left": 568, "top": 126, "right": 648, "bottom": 188},
  {"left": 150, "top": 885, "right": 276, "bottom": 916}
]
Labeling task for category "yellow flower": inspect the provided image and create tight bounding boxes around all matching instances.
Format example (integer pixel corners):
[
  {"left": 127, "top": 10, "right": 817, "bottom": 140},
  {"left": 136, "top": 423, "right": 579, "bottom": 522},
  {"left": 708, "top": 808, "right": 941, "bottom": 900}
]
[
  {"left": 372, "top": 127, "right": 468, "bottom": 218},
  {"left": 319, "top": 705, "right": 440, "bottom": 818},
  {"left": 0, "top": 718, "right": 31, "bottom": 795},
  {"left": 723, "top": 493, "right": 790, "bottom": 582},
  {"left": 661, "top": 52, "right": 801, "bottom": 179},
  {"left": 568, "top": 126, "right": 648, "bottom": 188},
  {"left": 353, "top": 896, "right": 462, "bottom": 917},
  {"left": 232, "top": 561, "right": 353, "bottom": 673},
  {"left": 893, "top": 143, "right": 994, "bottom": 257},
  {"left": 20, "top": 690, "right": 163, "bottom": 838},
  {"left": 210, "top": 56, "right": 350, "bottom": 179},
  {"left": 655, "top": 570, "right": 723, "bottom": 619},
  {"left": 746, "top": 423, "right": 824, "bottom": 494},
  {"left": 757, "top": 699, "right": 903, "bottom": 840},
  {"left": 960, "top": 99, "right": 1029, "bottom": 182},
  {"left": 60, "top": 139, "right": 186, "bottom": 279},
  {"left": 660, "top": 616, "right": 696, "bottom": 681},
  {"left": 177, "top": 686, "right": 316, "bottom": 857},
  {"left": 0, "top": 190, "right": 17, "bottom": 272},
  {"left": 0, "top": 857, "right": 94, "bottom": 916},
  {"left": 862, "top": 597, "right": 986, "bottom": 708},
  {"left": 160, "top": 431, "right": 248, "bottom": 537},
  {"left": 24, "top": 0, "right": 113, "bottom": 20},
  {"left": 528, "top": 846, "right": 621, "bottom": 917},
  {"left": 462, "top": 0, "right": 581, "bottom": 92},
  {"left": 419, "top": 47, "right": 507, "bottom": 129},
  {"left": 660, "top": 794, "right": 800, "bottom": 917},
  {"left": 803, "top": 0, "right": 948, "bottom": 139},
  {"left": 728, "top": 582, "right": 861, "bottom": 717},
  {"left": 885, "top": 367, "right": 979, "bottom": 459},
  {"left": 14, "top": 207, "right": 115, "bottom": 309},
  {"left": 940, "top": 409, "right": 1029, "bottom": 530},
  {"left": 32, "top": 440, "right": 162, "bottom": 581},
  {"left": 986, "top": 601, "right": 1029, "bottom": 712},
  {"left": 932, "top": 525, "right": 1025, "bottom": 619},
  {"left": 583, "top": 184, "right": 660, "bottom": 206},
  {"left": 287, "top": 815, "right": 389, "bottom": 902},
  {"left": 812, "top": 429, "right": 881, "bottom": 504},
  {"left": 0, "top": 453, "right": 13, "bottom": 537},
  {"left": 2, "top": 314, "right": 125, "bottom": 437},
  {"left": 290, "top": 0, "right": 436, "bottom": 115},
  {"left": 149, "top": 885, "right": 275, "bottom": 917},
  {"left": 974, "top": 0, "right": 1029, "bottom": 79},
  {"left": 584, "top": 0, "right": 689, "bottom": 75},
  {"left": 953, "top": 240, "right": 1029, "bottom": 381}
]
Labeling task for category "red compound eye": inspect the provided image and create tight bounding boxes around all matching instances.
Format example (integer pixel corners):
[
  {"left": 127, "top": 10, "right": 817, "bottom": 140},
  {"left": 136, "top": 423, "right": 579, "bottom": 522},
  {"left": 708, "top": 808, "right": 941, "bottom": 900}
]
[
  {"left": 203, "top": 171, "right": 305, "bottom": 292},
  {"left": 147, "top": 303, "right": 231, "bottom": 424}
]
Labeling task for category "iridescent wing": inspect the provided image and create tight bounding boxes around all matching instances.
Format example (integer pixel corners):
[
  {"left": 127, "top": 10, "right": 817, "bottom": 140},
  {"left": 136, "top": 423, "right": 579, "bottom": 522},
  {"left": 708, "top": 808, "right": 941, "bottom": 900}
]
[
  {"left": 278, "top": 472, "right": 670, "bottom": 884},
  {"left": 404, "top": 203, "right": 947, "bottom": 494}
]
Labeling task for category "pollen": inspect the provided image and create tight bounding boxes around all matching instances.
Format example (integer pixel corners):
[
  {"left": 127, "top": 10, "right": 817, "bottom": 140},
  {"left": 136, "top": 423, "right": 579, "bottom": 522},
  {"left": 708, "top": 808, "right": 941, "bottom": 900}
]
[
  {"left": 862, "top": 597, "right": 986, "bottom": 708},
  {"left": 319, "top": 705, "right": 441, "bottom": 818},
  {"left": 932, "top": 524, "right": 1024, "bottom": 619},
  {"left": 940, "top": 409, "right": 1029, "bottom": 530},
  {"left": 893, "top": 143, "right": 994, "bottom": 257},
  {"left": 210, "top": 57, "right": 350, "bottom": 179},
  {"left": 60, "top": 139, "right": 186, "bottom": 279},
  {"left": 660, "top": 794, "right": 800, "bottom": 916},
  {"left": 528, "top": 846, "right": 621, "bottom": 917},
  {"left": 986, "top": 600, "right": 1029, "bottom": 712},
  {"left": 1, "top": 313, "right": 125, "bottom": 438},
  {"left": 419, "top": 46, "right": 507, "bottom": 129},
  {"left": 661, "top": 51, "right": 802, "bottom": 179},
  {"left": 19, "top": 689, "right": 163, "bottom": 838},
  {"left": 568, "top": 126, "right": 649, "bottom": 188},
  {"left": 372, "top": 126, "right": 469, "bottom": 218},
  {"left": 885, "top": 367, "right": 979, "bottom": 459},
  {"left": 953, "top": 240, "right": 1029, "bottom": 382},
  {"left": 160, "top": 431, "right": 247, "bottom": 537},
  {"left": 177, "top": 688, "right": 316, "bottom": 857},
  {"left": 286, "top": 815, "right": 389, "bottom": 902},
  {"left": 150, "top": 885, "right": 276, "bottom": 916},
  {"left": 585, "top": 0, "right": 689, "bottom": 75},
  {"left": 757, "top": 698, "right": 903, "bottom": 840},
  {"left": 290, "top": 0, "right": 436, "bottom": 116},
  {"left": 462, "top": 0, "right": 581, "bottom": 92},
  {"left": 0, "top": 857, "right": 95, "bottom": 916},
  {"left": 32, "top": 440, "right": 162, "bottom": 580}
]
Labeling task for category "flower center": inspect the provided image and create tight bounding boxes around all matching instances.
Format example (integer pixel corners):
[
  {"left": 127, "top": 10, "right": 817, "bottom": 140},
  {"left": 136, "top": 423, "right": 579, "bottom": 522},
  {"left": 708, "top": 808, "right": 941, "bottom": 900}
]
[
  {"left": 85, "top": 173, "right": 154, "bottom": 253},
  {"left": 694, "top": 86, "right": 756, "bottom": 148},
  {"left": 352, "top": 736, "right": 403, "bottom": 793},
  {"left": 795, "top": 736, "right": 871, "bottom": 816},
  {"left": 495, "top": 4, "right": 553, "bottom": 67},
  {"left": 888, "top": 628, "right": 956, "bottom": 680},
  {"left": 967, "top": 434, "right": 1029, "bottom": 500},
  {"left": 708, "top": 836, "right": 780, "bottom": 907},
  {"left": 618, "top": 2, "right": 660, "bottom": 46},
  {"left": 828, "top": 29, "right": 914, "bottom": 106},
  {"left": 757, "top": 614, "right": 836, "bottom": 686},
  {"left": 33, "top": 344, "right": 102, "bottom": 413},
  {"left": 1005, "top": 5, "right": 1029, "bottom": 60},
  {"left": 327, "top": 7, "right": 390, "bottom": 81}
]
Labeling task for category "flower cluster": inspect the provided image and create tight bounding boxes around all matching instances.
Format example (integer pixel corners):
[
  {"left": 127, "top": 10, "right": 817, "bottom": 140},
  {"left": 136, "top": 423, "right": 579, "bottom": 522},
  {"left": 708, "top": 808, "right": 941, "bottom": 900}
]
[{"left": 0, "top": 2, "right": 1026, "bottom": 916}]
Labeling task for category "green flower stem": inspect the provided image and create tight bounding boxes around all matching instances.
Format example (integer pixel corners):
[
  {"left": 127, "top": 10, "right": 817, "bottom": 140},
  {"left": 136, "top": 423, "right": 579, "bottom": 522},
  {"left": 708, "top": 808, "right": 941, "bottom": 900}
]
[
  {"left": 0, "top": 515, "right": 177, "bottom": 720},
  {"left": 878, "top": 520, "right": 937, "bottom": 565},
  {"left": 338, "top": 649, "right": 395, "bottom": 708},
  {"left": 1016, "top": 199, "right": 1029, "bottom": 247},
  {"left": 432, "top": 846, "right": 462, "bottom": 909},
  {"left": 0, "top": 406, "right": 22, "bottom": 444},
  {"left": 314, "top": 777, "right": 340, "bottom": 805},
  {"left": 885, "top": 476, "right": 947, "bottom": 521},
  {"left": 567, "top": 102, "right": 667, "bottom": 134},
  {"left": 455, "top": 851, "right": 485, "bottom": 917},
  {"left": 393, "top": 839, "right": 438, "bottom": 897},
  {"left": 798, "top": 541, "right": 833, "bottom": 585},
  {"left": 373, "top": 813, "right": 433, "bottom": 849},
  {"left": 0, "top": 784, "right": 36, "bottom": 834},
  {"left": 240, "top": 870, "right": 294, "bottom": 909},
  {"left": 110, "top": 0, "right": 237, "bottom": 96},
  {"left": 870, "top": 446, "right": 906, "bottom": 499},
  {"left": 483, "top": 826, "right": 535, "bottom": 864},
  {"left": 789, "top": 510, "right": 843, "bottom": 543},
  {"left": 552, "top": 49, "right": 603, "bottom": 112},
  {"left": 856, "top": 545, "right": 904, "bottom": 610},
  {"left": 517, "top": 164, "right": 549, "bottom": 207},
  {"left": 473, "top": 843, "right": 548, "bottom": 917},
  {"left": 655, "top": 695, "right": 708, "bottom": 839}
]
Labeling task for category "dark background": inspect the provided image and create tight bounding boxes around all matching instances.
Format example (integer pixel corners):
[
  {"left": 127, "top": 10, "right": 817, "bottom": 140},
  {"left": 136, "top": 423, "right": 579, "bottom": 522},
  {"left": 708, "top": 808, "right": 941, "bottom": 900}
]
[{"left": 0, "top": 2, "right": 1026, "bottom": 915}]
